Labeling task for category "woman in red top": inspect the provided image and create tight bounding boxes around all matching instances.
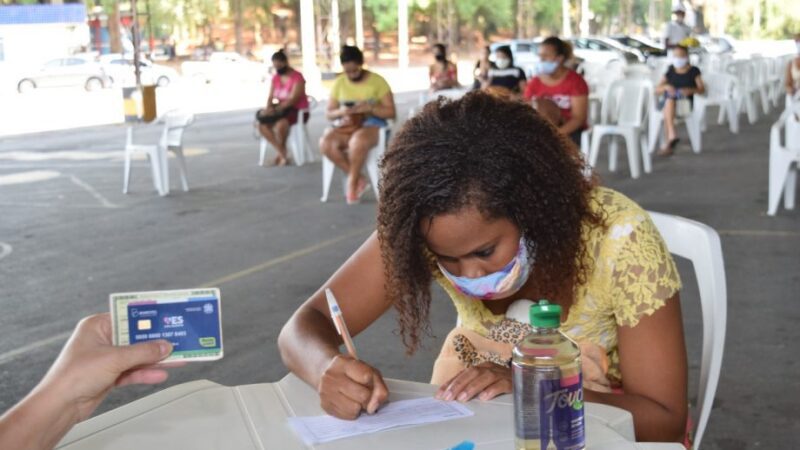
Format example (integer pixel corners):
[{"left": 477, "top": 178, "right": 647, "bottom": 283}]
[
  {"left": 523, "top": 37, "right": 589, "bottom": 146},
  {"left": 429, "top": 43, "right": 459, "bottom": 92},
  {"left": 258, "top": 50, "right": 309, "bottom": 166}
]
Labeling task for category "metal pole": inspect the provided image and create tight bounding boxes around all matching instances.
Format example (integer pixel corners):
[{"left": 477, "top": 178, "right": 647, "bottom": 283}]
[
  {"left": 145, "top": 0, "right": 154, "bottom": 55},
  {"left": 299, "top": 0, "right": 320, "bottom": 91},
  {"left": 580, "top": 0, "right": 590, "bottom": 36},
  {"left": 354, "top": 0, "right": 364, "bottom": 49},
  {"left": 331, "top": 0, "right": 341, "bottom": 72},
  {"left": 398, "top": 0, "right": 409, "bottom": 68},
  {"left": 131, "top": 0, "right": 142, "bottom": 88}
]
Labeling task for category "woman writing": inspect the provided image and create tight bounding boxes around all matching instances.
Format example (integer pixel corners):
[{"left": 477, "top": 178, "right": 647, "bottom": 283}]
[{"left": 279, "top": 91, "right": 689, "bottom": 444}]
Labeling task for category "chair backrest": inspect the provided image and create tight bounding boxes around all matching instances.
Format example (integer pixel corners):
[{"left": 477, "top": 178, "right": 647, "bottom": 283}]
[
  {"left": 623, "top": 64, "right": 653, "bottom": 80},
  {"left": 701, "top": 72, "right": 737, "bottom": 102},
  {"left": 647, "top": 211, "right": 727, "bottom": 450},
  {"left": 726, "top": 60, "right": 756, "bottom": 91},
  {"left": 602, "top": 79, "right": 649, "bottom": 127},
  {"left": 163, "top": 110, "right": 195, "bottom": 148}
]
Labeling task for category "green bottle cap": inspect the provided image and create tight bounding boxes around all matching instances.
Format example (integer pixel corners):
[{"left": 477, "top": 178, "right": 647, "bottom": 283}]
[{"left": 529, "top": 299, "right": 561, "bottom": 328}]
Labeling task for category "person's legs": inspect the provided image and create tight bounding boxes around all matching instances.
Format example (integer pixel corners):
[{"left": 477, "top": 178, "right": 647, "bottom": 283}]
[
  {"left": 273, "top": 119, "right": 291, "bottom": 165},
  {"left": 659, "top": 99, "right": 679, "bottom": 156},
  {"left": 319, "top": 128, "right": 351, "bottom": 173},
  {"left": 346, "top": 127, "right": 379, "bottom": 201}
]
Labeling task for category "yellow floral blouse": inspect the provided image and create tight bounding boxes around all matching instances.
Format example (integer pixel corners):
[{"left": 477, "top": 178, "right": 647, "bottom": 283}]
[{"left": 432, "top": 187, "right": 682, "bottom": 385}]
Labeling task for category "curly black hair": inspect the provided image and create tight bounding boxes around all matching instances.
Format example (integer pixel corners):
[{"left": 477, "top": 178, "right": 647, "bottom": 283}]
[{"left": 377, "top": 90, "right": 603, "bottom": 354}]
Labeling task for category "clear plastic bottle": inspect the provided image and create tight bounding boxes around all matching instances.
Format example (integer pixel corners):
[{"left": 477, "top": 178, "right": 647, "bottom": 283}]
[{"left": 512, "top": 300, "right": 585, "bottom": 450}]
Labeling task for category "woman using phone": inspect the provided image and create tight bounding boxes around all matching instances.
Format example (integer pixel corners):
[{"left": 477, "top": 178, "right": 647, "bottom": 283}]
[{"left": 319, "top": 45, "right": 396, "bottom": 204}]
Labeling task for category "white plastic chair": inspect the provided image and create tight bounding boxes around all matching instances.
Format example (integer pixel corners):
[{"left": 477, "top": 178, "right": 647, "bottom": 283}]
[
  {"left": 726, "top": 60, "right": 760, "bottom": 124},
  {"left": 123, "top": 122, "right": 168, "bottom": 196},
  {"left": 409, "top": 88, "right": 468, "bottom": 118},
  {"left": 258, "top": 96, "right": 318, "bottom": 167},
  {"left": 320, "top": 123, "right": 391, "bottom": 203},
  {"left": 160, "top": 110, "right": 194, "bottom": 195},
  {"left": 767, "top": 101, "right": 800, "bottom": 216},
  {"left": 648, "top": 211, "right": 727, "bottom": 450},
  {"left": 751, "top": 56, "right": 773, "bottom": 115},
  {"left": 695, "top": 72, "right": 740, "bottom": 135},
  {"left": 623, "top": 64, "right": 653, "bottom": 80},
  {"left": 589, "top": 79, "right": 651, "bottom": 179}
]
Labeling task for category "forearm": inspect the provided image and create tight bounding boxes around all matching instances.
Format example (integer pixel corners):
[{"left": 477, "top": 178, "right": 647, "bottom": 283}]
[
  {"left": 584, "top": 389, "right": 686, "bottom": 443},
  {"left": 278, "top": 308, "right": 343, "bottom": 389},
  {"left": 0, "top": 385, "right": 80, "bottom": 450},
  {"left": 558, "top": 117, "right": 584, "bottom": 135},
  {"left": 326, "top": 109, "right": 345, "bottom": 121},
  {"left": 371, "top": 104, "right": 396, "bottom": 120}
]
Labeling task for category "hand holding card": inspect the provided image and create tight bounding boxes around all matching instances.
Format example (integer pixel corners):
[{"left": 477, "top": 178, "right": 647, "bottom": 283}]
[{"left": 110, "top": 288, "right": 224, "bottom": 362}]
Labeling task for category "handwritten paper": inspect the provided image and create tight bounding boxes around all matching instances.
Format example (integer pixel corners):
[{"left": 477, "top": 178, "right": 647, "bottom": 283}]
[{"left": 287, "top": 397, "right": 474, "bottom": 445}]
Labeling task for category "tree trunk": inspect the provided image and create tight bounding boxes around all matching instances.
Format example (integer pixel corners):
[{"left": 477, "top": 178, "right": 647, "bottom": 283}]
[
  {"left": 233, "top": 0, "right": 243, "bottom": 54},
  {"left": 109, "top": 2, "right": 122, "bottom": 54}
]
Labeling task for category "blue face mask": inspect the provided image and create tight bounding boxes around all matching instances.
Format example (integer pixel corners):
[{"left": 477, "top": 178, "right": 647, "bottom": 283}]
[
  {"left": 537, "top": 60, "right": 559, "bottom": 75},
  {"left": 672, "top": 57, "right": 688, "bottom": 69},
  {"left": 437, "top": 238, "right": 533, "bottom": 300}
]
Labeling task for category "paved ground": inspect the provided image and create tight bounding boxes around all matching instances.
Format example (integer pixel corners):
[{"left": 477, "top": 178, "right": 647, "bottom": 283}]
[{"left": 0, "top": 91, "right": 798, "bottom": 449}]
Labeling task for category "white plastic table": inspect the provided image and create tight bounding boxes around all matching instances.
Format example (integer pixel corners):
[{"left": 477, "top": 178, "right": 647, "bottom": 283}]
[{"left": 56, "top": 374, "right": 684, "bottom": 450}]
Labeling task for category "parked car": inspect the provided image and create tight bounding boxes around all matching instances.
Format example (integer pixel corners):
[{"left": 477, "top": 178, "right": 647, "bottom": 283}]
[
  {"left": 567, "top": 37, "right": 642, "bottom": 65},
  {"left": 488, "top": 40, "right": 541, "bottom": 78},
  {"left": 181, "top": 52, "right": 268, "bottom": 84},
  {"left": 15, "top": 56, "right": 112, "bottom": 93},
  {"left": 99, "top": 54, "right": 179, "bottom": 87},
  {"left": 609, "top": 35, "right": 667, "bottom": 60}
]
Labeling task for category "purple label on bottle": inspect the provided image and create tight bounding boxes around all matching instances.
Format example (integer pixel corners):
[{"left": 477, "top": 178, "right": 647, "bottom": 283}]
[{"left": 540, "top": 374, "right": 585, "bottom": 450}]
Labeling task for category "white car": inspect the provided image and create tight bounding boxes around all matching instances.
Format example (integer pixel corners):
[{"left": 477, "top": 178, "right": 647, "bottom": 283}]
[
  {"left": 99, "top": 54, "right": 179, "bottom": 87},
  {"left": 15, "top": 56, "right": 112, "bottom": 93},
  {"left": 568, "top": 37, "right": 642, "bottom": 65},
  {"left": 181, "top": 52, "right": 268, "bottom": 84}
]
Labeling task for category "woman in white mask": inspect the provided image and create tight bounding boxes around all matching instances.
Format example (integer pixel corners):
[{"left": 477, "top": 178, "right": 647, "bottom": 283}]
[
  {"left": 784, "top": 33, "right": 800, "bottom": 98},
  {"left": 484, "top": 45, "right": 527, "bottom": 95},
  {"left": 279, "top": 91, "right": 690, "bottom": 444},
  {"left": 655, "top": 45, "right": 705, "bottom": 157}
]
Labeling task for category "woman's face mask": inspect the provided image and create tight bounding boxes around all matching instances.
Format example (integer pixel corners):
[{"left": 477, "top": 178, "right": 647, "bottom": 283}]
[
  {"left": 438, "top": 238, "right": 533, "bottom": 300},
  {"left": 537, "top": 60, "right": 560, "bottom": 75},
  {"left": 496, "top": 58, "right": 511, "bottom": 69},
  {"left": 672, "top": 57, "right": 688, "bottom": 69}
]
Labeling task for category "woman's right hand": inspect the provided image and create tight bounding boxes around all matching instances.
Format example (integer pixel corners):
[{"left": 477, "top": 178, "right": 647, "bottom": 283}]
[{"left": 318, "top": 355, "right": 389, "bottom": 420}]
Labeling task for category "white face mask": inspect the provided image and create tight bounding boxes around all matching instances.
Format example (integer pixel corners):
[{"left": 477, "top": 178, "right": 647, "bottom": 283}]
[
  {"left": 673, "top": 57, "right": 688, "bottom": 69},
  {"left": 496, "top": 58, "right": 511, "bottom": 69}
]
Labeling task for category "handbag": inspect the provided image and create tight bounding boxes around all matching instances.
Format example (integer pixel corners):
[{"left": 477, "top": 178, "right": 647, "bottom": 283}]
[
  {"left": 675, "top": 98, "right": 692, "bottom": 118},
  {"left": 255, "top": 107, "right": 290, "bottom": 125}
]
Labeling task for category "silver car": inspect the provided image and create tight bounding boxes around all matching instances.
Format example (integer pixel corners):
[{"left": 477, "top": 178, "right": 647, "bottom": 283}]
[{"left": 16, "top": 57, "right": 111, "bottom": 93}]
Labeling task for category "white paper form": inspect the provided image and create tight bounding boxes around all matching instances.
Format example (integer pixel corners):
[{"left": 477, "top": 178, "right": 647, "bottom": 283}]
[{"left": 287, "top": 397, "right": 474, "bottom": 445}]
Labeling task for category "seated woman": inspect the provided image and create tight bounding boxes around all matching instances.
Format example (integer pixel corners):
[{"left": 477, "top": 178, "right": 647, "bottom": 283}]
[
  {"left": 523, "top": 36, "right": 589, "bottom": 147},
  {"left": 319, "top": 45, "right": 396, "bottom": 204},
  {"left": 257, "top": 50, "right": 309, "bottom": 166},
  {"left": 785, "top": 33, "right": 800, "bottom": 97},
  {"left": 279, "top": 91, "right": 689, "bottom": 444},
  {"left": 655, "top": 45, "right": 705, "bottom": 157},
  {"left": 472, "top": 46, "right": 496, "bottom": 90},
  {"left": 484, "top": 45, "right": 527, "bottom": 95},
  {"left": 429, "top": 43, "right": 459, "bottom": 92}
]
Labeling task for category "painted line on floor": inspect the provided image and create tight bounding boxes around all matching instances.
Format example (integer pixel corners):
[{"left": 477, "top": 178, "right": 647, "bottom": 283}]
[
  {"left": 200, "top": 225, "right": 373, "bottom": 287},
  {"left": 0, "top": 226, "right": 373, "bottom": 365},
  {"left": 718, "top": 229, "right": 800, "bottom": 238},
  {"left": 0, "top": 170, "right": 60, "bottom": 186},
  {"left": 0, "top": 242, "right": 11, "bottom": 261},
  {"left": 70, "top": 175, "right": 120, "bottom": 209}
]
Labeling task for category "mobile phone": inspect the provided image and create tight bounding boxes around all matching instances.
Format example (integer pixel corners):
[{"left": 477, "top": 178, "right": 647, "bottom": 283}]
[{"left": 343, "top": 101, "right": 356, "bottom": 108}]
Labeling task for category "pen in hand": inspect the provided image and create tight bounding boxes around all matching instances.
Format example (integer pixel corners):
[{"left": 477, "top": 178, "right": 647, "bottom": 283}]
[{"left": 325, "top": 288, "right": 359, "bottom": 360}]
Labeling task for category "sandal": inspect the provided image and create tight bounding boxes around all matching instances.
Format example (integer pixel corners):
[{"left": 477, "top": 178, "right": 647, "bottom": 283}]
[{"left": 346, "top": 177, "right": 370, "bottom": 205}]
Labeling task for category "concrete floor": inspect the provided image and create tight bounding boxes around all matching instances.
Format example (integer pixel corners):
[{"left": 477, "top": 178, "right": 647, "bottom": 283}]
[{"left": 0, "top": 92, "right": 798, "bottom": 449}]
